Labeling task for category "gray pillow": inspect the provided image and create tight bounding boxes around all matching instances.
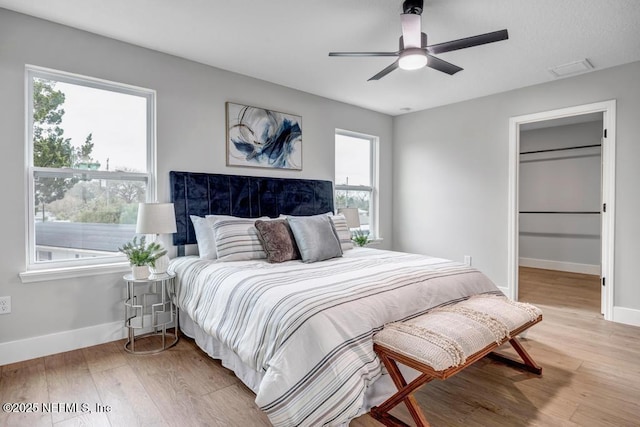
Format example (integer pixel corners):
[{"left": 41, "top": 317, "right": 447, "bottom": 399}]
[{"left": 287, "top": 215, "right": 343, "bottom": 263}]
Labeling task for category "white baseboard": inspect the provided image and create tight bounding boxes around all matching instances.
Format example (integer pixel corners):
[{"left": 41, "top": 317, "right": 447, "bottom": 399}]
[
  {"left": 0, "top": 321, "right": 126, "bottom": 366},
  {"left": 612, "top": 306, "right": 640, "bottom": 327},
  {"left": 519, "top": 257, "right": 601, "bottom": 276}
]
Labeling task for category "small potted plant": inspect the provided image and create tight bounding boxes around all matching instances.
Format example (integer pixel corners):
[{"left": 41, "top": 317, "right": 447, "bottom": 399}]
[
  {"left": 118, "top": 236, "right": 167, "bottom": 279},
  {"left": 351, "top": 229, "right": 371, "bottom": 247}
]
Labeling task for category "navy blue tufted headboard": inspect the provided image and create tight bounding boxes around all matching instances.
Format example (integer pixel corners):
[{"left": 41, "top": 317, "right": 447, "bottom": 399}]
[{"left": 170, "top": 171, "right": 334, "bottom": 246}]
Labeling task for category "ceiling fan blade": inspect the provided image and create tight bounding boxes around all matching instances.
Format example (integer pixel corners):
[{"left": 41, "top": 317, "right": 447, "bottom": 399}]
[
  {"left": 426, "top": 54, "right": 463, "bottom": 75},
  {"left": 368, "top": 60, "right": 399, "bottom": 81},
  {"left": 427, "top": 29, "right": 508, "bottom": 55},
  {"left": 400, "top": 13, "right": 422, "bottom": 48},
  {"left": 329, "top": 51, "right": 399, "bottom": 57}
]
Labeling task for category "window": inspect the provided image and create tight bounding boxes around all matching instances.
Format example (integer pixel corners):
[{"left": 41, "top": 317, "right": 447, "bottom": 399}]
[
  {"left": 335, "top": 130, "right": 378, "bottom": 237},
  {"left": 25, "top": 66, "right": 155, "bottom": 272}
]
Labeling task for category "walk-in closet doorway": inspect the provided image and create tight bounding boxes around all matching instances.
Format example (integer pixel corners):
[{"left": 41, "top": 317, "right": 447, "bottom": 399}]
[{"left": 507, "top": 101, "right": 616, "bottom": 320}]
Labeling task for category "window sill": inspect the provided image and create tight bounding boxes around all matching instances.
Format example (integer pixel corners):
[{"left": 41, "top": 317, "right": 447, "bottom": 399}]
[{"left": 20, "top": 262, "right": 131, "bottom": 284}]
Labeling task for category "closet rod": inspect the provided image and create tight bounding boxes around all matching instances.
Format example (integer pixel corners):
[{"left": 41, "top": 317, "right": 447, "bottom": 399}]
[
  {"left": 519, "top": 211, "right": 601, "bottom": 214},
  {"left": 520, "top": 143, "right": 601, "bottom": 155}
]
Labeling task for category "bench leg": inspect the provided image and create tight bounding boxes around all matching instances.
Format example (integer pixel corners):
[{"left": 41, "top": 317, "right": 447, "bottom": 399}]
[
  {"left": 371, "top": 352, "right": 434, "bottom": 427},
  {"left": 371, "top": 336, "right": 542, "bottom": 426},
  {"left": 488, "top": 337, "right": 543, "bottom": 375}
]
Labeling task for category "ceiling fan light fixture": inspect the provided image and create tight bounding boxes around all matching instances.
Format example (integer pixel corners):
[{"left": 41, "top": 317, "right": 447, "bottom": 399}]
[
  {"left": 328, "top": 0, "right": 507, "bottom": 81},
  {"left": 398, "top": 48, "right": 427, "bottom": 70}
]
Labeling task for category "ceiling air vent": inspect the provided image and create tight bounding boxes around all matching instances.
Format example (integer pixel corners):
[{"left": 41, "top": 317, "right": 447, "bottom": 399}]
[{"left": 548, "top": 59, "right": 594, "bottom": 78}]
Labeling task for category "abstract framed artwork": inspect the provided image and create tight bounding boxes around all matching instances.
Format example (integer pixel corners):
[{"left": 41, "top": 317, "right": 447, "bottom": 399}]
[{"left": 226, "top": 102, "right": 302, "bottom": 170}]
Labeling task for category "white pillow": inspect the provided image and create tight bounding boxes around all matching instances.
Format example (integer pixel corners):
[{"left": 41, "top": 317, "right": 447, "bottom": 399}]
[
  {"left": 190, "top": 215, "right": 217, "bottom": 259},
  {"left": 190, "top": 214, "right": 253, "bottom": 259},
  {"left": 213, "top": 217, "right": 268, "bottom": 261},
  {"left": 328, "top": 214, "right": 354, "bottom": 251}
]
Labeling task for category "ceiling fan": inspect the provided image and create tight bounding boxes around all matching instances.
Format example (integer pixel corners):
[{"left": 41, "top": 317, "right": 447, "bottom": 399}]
[{"left": 328, "top": 0, "right": 508, "bottom": 81}]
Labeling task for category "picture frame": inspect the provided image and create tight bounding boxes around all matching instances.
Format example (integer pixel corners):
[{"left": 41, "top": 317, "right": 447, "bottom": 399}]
[{"left": 226, "top": 102, "right": 302, "bottom": 170}]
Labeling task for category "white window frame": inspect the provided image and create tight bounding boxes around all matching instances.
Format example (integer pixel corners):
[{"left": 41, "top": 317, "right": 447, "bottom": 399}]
[
  {"left": 334, "top": 129, "right": 380, "bottom": 239},
  {"left": 21, "top": 65, "right": 156, "bottom": 282}
]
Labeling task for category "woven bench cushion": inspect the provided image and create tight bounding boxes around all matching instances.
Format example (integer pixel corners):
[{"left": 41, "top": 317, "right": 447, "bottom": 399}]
[{"left": 373, "top": 295, "right": 542, "bottom": 372}]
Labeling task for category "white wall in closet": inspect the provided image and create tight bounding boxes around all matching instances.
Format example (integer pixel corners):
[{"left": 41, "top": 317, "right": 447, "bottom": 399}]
[{"left": 519, "top": 120, "right": 603, "bottom": 273}]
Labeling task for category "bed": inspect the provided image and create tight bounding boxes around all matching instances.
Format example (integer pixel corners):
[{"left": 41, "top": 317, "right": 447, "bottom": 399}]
[{"left": 168, "top": 171, "right": 503, "bottom": 426}]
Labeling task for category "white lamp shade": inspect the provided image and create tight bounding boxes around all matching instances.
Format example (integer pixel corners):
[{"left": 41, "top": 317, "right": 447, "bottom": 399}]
[
  {"left": 338, "top": 207, "right": 361, "bottom": 229},
  {"left": 136, "top": 203, "right": 177, "bottom": 234}
]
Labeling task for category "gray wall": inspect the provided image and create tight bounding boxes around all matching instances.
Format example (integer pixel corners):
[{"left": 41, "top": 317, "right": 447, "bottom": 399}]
[
  {"left": 0, "top": 9, "right": 393, "bottom": 344},
  {"left": 519, "top": 121, "right": 602, "bottom": 267},
  {"left": 393, "top": 60, "right": 640, "bottom": 311}
]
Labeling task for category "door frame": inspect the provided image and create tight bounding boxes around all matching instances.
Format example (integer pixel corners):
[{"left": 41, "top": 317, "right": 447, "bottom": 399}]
[{"left": 507, "top": 100, "right": 616, "bottom": 320}]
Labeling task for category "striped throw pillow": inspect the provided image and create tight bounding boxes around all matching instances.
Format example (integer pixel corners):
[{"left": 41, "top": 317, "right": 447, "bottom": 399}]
[
  {"left": 213, "top": 218, "right": 267, "bottom": 261},
  {"left": 328, "top": 214, "right": 354, "bottom": 251}
]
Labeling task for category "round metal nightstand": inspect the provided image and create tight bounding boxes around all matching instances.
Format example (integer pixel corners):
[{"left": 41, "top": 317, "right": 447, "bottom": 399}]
[{"left": 123, "top": 272, "right": 179, "bottom": 354}]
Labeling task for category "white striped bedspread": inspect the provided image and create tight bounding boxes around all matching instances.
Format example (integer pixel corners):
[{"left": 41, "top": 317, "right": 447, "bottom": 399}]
[{"left": 169, "top": 248, "right": 502, "bottom": 426}]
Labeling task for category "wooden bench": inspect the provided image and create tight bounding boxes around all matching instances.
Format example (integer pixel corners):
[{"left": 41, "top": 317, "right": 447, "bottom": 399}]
[{"left": 370, "top": 294, "right": 543, "bottom": 427}]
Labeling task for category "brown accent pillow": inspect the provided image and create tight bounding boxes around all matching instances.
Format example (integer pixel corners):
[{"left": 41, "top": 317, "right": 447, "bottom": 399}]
[{"left": 254, "top": 219, "right": 300, "bottom": 263}]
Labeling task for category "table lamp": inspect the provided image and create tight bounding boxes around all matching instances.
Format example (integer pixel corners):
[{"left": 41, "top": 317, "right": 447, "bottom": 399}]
[
  {"left": 338, "top": 207, "right": 361, "bottom": 230},
  {"left": 136, "top": 202, "right": 177, "bottom": 274}
]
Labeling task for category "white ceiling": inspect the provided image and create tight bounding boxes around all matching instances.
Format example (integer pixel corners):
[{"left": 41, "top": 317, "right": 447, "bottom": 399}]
[{"left": 2, "top": 0, "right": 640, "bottom": 116}]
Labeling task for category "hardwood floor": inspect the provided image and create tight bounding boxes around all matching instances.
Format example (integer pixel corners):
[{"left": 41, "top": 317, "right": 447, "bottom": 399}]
[
  {"left": 2, "top": 267, "right": 639, "bottom": 426},
  {"left": 518, "top": 267, "right": 601, "bottom": 314},
  {"left": 0, "top": 336, "right": 270, "bottom": 427},
  {"left": 352, "top": 267, "right": 640, "bottom": 427}
]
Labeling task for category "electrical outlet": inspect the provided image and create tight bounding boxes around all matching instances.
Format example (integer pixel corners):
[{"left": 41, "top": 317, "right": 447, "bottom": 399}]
[
  {"left": 464, "top": 255, "right": 472, "bottom": 266},
  {"left": 0, "top": 296, "right": 11, "bottom": 314}
]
